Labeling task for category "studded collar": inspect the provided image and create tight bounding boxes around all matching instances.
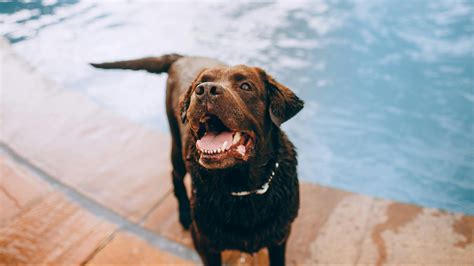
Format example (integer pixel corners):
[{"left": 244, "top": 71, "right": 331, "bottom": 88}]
[{"left": 230, "top": 162, "right": 279, "bottom": 196}]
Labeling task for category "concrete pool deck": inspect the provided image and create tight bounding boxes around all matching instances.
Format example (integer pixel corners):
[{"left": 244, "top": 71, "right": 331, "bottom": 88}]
[{"left": 1, "top": 39, "right": 473, "bottom": 265}]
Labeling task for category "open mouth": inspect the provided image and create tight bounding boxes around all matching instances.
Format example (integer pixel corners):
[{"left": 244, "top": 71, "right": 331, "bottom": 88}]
[{"left": 195, "top": 115, "right": 254, "bottom": 162}]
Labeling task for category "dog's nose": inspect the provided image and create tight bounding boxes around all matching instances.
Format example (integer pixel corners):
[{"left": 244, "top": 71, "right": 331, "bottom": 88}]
[{"left": 195, "top": 82, "right": 223, "bottom": 99}]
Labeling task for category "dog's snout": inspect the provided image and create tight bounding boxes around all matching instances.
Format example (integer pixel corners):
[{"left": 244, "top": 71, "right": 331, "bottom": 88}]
[{"left": 195, "top": 82, "right": 223, "bottom": 99}]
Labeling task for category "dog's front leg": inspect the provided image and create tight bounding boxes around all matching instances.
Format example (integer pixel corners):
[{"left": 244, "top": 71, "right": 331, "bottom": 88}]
[
  {"left": 197, "top": 250, "right": 221, "bottom": 266},
  {"left": 170, "top": 142, "right": 191, "bottom": 229},
  {"left": 190, "top": 224, "right": 222, "bottom": 266},
  {"left": 268, "top": 240, "right": 287, "bottom": 266}
]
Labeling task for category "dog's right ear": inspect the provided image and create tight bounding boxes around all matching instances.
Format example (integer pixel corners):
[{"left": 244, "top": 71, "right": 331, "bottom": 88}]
[
  {"left": 179, "top": 69, "right": 206, "bottom": 124},
  {"left": 179, "top": 85, "right": 193, "bottom": 124}
]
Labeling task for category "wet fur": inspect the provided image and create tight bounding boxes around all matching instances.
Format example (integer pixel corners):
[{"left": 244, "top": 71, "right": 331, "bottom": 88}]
[{"left": 91, "top": 54, "right": 303, "bottom": 266}]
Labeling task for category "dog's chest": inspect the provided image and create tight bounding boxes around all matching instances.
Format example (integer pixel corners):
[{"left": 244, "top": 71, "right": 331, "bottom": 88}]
[
  {"left": 192, "top": 188, "right": 293, "bottom": 252},
  {"left": 193, "top": 191, "right": 273, "bottom": 226}
]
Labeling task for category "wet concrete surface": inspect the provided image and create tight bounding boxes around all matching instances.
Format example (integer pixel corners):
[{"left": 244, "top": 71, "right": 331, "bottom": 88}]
[{"left": 1, "top": 38, "right": 473, "bottom": 265}]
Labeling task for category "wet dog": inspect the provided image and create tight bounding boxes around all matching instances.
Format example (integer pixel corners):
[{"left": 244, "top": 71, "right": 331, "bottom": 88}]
[{"left": 91, "top": 54, "right": 303, "bottom": 266}]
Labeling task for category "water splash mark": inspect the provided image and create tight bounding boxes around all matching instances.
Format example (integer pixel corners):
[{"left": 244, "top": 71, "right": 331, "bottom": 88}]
[
  {"left": 0, "top": 185, "right": 22, "bottom": 210},
  {"left": 0, "top": 157, "right": 24, "bottom": 210},
  {"left": 371, "top": 203, "right": 422, "bottom": 266},
  {"left": 295, "top": 187, "right": 349, "bottom": 261},
  {"left": 452, "top": 216, "right": 474, "bottom": 249}
]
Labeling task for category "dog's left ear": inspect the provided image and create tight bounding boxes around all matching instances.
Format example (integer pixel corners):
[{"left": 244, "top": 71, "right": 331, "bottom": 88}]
[{"left": 256, "top": 68, "right": 304, "bottom": 126}]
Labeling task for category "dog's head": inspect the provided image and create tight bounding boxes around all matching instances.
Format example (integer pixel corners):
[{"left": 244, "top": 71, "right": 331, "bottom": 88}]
[{"left": 180, "top": 65, "right": 304, "bottom": 169}]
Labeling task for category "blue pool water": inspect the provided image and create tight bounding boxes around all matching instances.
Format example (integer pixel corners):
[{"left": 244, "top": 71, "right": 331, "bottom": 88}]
[{"left": 1, "top": 0, "right": 473, "bottom": 214}]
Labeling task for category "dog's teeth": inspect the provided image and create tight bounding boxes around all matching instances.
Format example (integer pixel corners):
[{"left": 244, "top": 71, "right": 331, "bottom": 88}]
[
  {"left": 213, "top": 149, "right": 217, "bottom": 154},
  {"left": 222, "top": 141, "right": 228, "bottom": 150},
  {"left": 232, "top": 132, "right": 241, "bottom": 144},
  {"left": 237, "top": 145, "right": 246, "bottom": 156},
  {"left": 217, "top": 148, "right": 222, "bottom": 153}
]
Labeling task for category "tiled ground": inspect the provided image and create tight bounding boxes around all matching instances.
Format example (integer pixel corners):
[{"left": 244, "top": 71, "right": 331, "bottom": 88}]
[{"left": 1, "top": 38, "right": 473, "bottom": 265}]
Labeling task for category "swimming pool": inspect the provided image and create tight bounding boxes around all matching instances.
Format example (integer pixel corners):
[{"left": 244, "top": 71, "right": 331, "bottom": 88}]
[{"left": 1, "top": 0, "right": 473, "bottom": 215}]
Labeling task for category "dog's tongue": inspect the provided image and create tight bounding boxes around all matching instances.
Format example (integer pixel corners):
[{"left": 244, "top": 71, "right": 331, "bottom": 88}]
[{"left": 196, "top": 131, "right": 233, "bottom": 150}]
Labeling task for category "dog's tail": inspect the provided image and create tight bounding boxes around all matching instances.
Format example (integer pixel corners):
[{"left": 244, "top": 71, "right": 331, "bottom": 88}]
[{"left": 90, "top": 53, "right": 183, "bottom": 74}]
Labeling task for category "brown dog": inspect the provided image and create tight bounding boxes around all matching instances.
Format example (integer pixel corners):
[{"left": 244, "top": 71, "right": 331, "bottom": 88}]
[{"left": 91, "top": 54, "right": 304, "bottom": 266}]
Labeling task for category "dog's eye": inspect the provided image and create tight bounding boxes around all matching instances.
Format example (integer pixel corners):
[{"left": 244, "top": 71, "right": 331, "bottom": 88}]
[{"left": 240, "top": 82, "right": 251, "bottom": 91}]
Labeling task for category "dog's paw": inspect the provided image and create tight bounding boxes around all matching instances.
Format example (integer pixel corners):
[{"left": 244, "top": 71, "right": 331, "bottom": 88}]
[{"left": 179, "top": 210, "right": 191, "bottom": 230}]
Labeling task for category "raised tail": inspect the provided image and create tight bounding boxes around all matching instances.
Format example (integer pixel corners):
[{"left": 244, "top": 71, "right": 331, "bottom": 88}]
[{"left": 90, "top": 53, "right": 183, "bottom": 74}]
